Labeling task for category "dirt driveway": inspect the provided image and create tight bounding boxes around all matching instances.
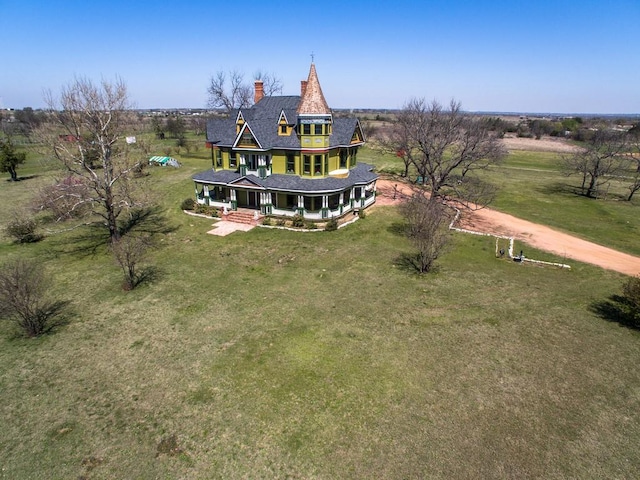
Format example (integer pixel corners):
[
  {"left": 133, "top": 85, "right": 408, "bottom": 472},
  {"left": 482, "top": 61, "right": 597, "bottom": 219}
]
[{"left": 375, "top": 179, "right": 640, "bottom": 276}]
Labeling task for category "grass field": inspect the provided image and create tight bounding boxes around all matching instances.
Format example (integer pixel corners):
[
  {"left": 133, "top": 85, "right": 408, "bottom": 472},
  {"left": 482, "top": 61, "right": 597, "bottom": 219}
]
[{"left": 0, "top": 140, "right": 639, "bottom": 479}]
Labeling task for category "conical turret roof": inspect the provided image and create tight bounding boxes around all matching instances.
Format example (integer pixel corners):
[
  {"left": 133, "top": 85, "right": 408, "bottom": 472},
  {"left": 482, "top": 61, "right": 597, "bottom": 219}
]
[{"left": 297, "top": 63, "right": 331, "bottom": 115}]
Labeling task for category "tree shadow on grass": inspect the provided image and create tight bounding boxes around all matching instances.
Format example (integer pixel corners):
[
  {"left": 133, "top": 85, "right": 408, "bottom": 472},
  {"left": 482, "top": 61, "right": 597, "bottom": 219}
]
[
  {"left": 394, "top": 252, "right": 441, "bottom": 275},
  {"left": 46, "top": 205, "right": 178, "bottom": 258},
  {"left": 130, "top": 265, "right": 163, "bottom": 290},
  {"left": 118, "top": 205, "right": 179, "bottom": 237},
  {"left": 3, "top": 174, "right": 40, "bottom": 182},
  {"left": 536, "top": 181, "right": 582, "bottom": 198},
  {"left": 387, "top": 221, "right": 407, "bottom": 237},
  {"left": 46, "top": 223, "right": 110, "bottom": 257},
  {"left": 590, "top": 295, "right": 640, "bottom": 331}
]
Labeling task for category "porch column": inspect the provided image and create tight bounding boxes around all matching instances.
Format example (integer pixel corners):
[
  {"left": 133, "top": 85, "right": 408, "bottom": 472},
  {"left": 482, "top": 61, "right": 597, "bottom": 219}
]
[
  {"left": 261, "top": 192, "right": 272, "bottom": 215},
  {"left": 321, "top": 195, "right": 329, "bottom": 219},
  {"left": 239, "top": 155, "right": 247, "bottom": 176},
  {"left": 297, "top": 195, "right": 304, "bottom": 215},
  {"left": 230, "top": 189, "right": 238, "bottom": 210}
]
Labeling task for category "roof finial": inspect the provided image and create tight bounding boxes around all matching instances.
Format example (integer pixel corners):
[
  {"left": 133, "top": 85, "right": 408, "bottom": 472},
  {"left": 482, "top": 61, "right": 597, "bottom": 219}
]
[{"left": 311, "top": 52, "right": 315, "bottom": 63}]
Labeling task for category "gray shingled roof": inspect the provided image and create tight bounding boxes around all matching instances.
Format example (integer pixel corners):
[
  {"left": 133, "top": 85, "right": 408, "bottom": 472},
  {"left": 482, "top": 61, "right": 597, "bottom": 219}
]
[
  {"left": 193, "top": 163, "right": 378, "bottom": 194},
  {"left": 206, "top": 95, "right": 363, "bottom": 150}
]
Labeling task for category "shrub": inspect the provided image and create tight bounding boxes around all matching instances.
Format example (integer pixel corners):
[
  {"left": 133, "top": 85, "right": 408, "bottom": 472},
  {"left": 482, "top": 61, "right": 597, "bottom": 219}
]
[
  {"left": 194, "top": 204, "right": 218, "bottom": 217},
  {"left": 262, "top": 216, "right": 272, "bottom": 226},
  {"left": 622, "top": 276, "right": 640, "bottom": 319},
  {"left": 5, "top": 214, "right": 41, "bottom": 243},
  {"left": 324, "top": 217, "right": 338, "bottom": 231},
  {"left": 181, "top": 198, "right": 196, "bottom": 210},
  {"left": 304, "top": 220, "right": 317, "bottom": 230},
  {"left": 291, "top": 214, "right": 305, "bottom": 228},
  {"left": 358, "top": 208, "right": 366, "bottom": 219},
  {"left": 276, "top": 218, "right": 286, "bottom": 227}
]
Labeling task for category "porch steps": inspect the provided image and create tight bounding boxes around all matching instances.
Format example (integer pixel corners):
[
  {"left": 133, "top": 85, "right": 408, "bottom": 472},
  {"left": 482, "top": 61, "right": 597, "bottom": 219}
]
[{"left": 224, "top": 210, "right": 262, "bottom": 225}]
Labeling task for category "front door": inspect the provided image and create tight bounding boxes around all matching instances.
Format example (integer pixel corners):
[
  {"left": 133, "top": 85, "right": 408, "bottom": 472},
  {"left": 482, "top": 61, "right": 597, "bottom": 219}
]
[{"left": 248, "top": 191, "right": 259, "bottom": 208}]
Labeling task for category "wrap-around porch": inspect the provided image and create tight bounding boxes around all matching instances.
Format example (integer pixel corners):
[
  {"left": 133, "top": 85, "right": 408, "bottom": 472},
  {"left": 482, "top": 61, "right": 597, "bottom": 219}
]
[{"left": 196, "top": 182, "right": 376, "bottom": 220}]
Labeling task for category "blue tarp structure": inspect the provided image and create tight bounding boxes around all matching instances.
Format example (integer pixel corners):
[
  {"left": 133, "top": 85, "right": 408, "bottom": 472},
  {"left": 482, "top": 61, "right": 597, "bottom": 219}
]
[{"left": 149, "top": 156, "right": 180, "bottom": 168}]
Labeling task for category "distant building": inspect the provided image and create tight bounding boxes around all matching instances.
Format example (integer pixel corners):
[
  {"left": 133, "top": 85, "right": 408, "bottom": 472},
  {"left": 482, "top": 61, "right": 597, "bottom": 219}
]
[{"left": 192, "top": 63, "right": 377, "bottom": 220}]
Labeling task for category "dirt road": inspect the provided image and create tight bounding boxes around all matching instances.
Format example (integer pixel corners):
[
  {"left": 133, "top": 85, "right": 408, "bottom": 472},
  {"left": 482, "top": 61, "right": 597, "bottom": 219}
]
[{"left": 375, "top": 179, "right": 640, "bottom": 276}]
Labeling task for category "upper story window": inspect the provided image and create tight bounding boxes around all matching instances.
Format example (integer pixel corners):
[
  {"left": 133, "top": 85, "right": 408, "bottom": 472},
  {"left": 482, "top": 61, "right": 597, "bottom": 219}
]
[
  {"left": 303, "top": 124, "right": 311, "bottom": 135},
  {"left": 314, "top": 124, "right": 323, "bottom": 135},
  {"left": 229, "top": 152, "right": 237, "bottom": 168},
  {"left": 216, "top": 149, "right": 222, "bottom": 167},
  {"left": 303, "top": 155, "right": 311, "bottom": 174},
  {"left": 286, "top": 154, "right": 295, "bottom": 173},
  {"left": 280, "top": 125, "right": 288, "bottom": 135}
]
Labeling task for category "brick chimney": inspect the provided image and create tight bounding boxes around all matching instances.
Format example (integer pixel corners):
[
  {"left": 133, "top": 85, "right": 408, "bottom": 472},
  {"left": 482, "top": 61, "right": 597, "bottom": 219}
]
[
  {"left": 254, "top": 80, "right": 264, "bottom": 104},
  {"left": 300, "top": 80, "right": 308, "bottom": 97}
]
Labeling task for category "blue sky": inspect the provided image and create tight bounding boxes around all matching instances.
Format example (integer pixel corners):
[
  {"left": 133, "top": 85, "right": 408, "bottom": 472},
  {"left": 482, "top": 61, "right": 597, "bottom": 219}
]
[{"left": 1, "top": 0, "right": 639, "bottom": 114}]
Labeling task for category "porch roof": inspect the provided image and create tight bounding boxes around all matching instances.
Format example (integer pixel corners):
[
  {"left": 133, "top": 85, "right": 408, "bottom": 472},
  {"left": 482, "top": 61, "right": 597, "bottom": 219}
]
[{"left": 193, "top": 163, "right": 378, "bottom": 194}]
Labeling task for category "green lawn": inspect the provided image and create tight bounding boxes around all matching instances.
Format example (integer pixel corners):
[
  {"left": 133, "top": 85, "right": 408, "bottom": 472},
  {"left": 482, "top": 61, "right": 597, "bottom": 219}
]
[{"left": 0, "top": 142, "right": 639, "bottom": 478}]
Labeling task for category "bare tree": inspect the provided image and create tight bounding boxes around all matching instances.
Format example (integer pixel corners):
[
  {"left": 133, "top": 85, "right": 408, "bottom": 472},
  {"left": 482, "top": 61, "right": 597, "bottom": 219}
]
[
  {"left": 206, "top": 70, "right": 283, "bottom": 114},
  {"left": 627, "top": 130, "right": 640, "bottom": 201},
  {"left": 563, "top": 129, "right": 629, "bottom": 199},
  {"left": 253, "top": 70, "right": 283, "bottom": 96},
  {"left": 0, "top": 258, "right": 67, "bottom": 337},
  {"left": 111, "top": 233, "right": 151, "bottom": 290},
  {"left": 386, "top": 99, "right": 506, "bottom": 206},
  {"left": 37, "top": 77, "right": 145, "bottom": 243},
  {"left": 399, "top": 192, "right": 451, "bottom": 273},
  {"left": 207, "top": 70, "right": 253, "bottom": 113}
]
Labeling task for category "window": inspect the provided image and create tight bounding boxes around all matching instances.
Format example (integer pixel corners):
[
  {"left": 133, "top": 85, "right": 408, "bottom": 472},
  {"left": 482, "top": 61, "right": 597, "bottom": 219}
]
[
  {"left": 286, "top": 154, "right": 295, "bottom": 173},
  {"left": 286, "top": 194, "right": 296, "bottom": 209},
  {"left": 216, "top": 149, "right": 222, "bottom": 167},
  {"left": 324, "top": 155, "right": 328, "bottom": 175},
  {"left": 314, "top": 155, "right": 322, "bottom": 175},
  {"left": 339, "top": 149, "right": 347, "bottom": 169},
  {"left": 280, "top": 125, "right": 288, "bottom": 134},
  {"left": 240, "top": 131, "right": 254, "bottom": 145},
  {"left": 229, "top": 152, "right": 237, "bottom": 168},
  {"left": 303, "top": 155, "right": 311, "bottom": 174},
  {"left": 314, "top": 124, "right": 323, "bottom": 135},
  {"left": 303, "top": 124, "right": 311, "bottom": 135}
]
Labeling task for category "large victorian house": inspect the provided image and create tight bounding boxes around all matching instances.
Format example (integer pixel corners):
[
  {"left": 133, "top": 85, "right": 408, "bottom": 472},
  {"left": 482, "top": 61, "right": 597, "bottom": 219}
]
[{"left": 192, "top": 64, "right": 378, "bottom": 220}]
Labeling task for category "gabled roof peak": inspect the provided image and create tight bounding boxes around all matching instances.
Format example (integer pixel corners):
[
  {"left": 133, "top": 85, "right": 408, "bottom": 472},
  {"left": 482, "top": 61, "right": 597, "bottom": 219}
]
[{"left": 297, "top": 63, "right": 331, "bottom": 115}]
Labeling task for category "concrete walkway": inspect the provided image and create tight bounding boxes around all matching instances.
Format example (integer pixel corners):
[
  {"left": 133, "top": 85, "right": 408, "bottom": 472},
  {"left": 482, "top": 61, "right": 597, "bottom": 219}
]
[{"left": 206, "top": 220, "right": 255, "bottom": 236}]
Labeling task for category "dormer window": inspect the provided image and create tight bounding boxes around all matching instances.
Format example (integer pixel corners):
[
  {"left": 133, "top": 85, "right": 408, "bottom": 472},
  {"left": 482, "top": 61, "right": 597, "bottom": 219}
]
[{"left": 280, "top": 125, "right": 288, "bottom": 135}]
